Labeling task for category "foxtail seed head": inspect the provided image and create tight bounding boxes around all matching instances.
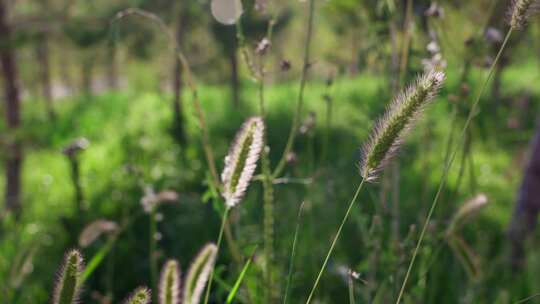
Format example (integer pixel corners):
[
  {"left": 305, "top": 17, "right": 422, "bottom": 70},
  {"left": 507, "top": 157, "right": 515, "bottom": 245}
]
[
  {"left": 447, "top": 194, "right": 489, "bottom": 234},
  {"left": 78, "top": 219, "right": 118, "bottom": 248},
  {"left": 221, "top": 117, "right": 265, "bottom": 208},
  {"left": 360, "top": 70, "right": 445, "bottom": 181},
  {"left": 183, "top": 243, "right": 218, "bottom": 304},
  {"left": 124, "top": 287, "right": 151, "bottom": 304},
  {"left": 159, "top": 260, "right": 181, "bottom": 304},
  {"left": 52, "top": 249, "right": 84, "bottom": 304},
  {"left": 509, "top": 0, "right": 540, "bottom": 29}
]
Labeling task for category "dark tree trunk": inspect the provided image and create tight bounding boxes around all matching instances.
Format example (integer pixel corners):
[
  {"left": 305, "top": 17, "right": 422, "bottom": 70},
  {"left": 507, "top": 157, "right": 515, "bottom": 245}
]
[
  {"left": 509, "top": 127, "right": 540, "bottom": 269},
  {"left": 229, "top": 48, "right": 240, "bottom": 107},
  {"left": 0, "top": 0, "right": 23, "bottom": 215},
  {"left": 36, "top": 34, "right": 56, "bottom": 120},
  {"left": 171, "top": 16, "right": 186, "bottom": 145},
  {"left": 69, "top": 157, "right": 84, "bottom": 214}
]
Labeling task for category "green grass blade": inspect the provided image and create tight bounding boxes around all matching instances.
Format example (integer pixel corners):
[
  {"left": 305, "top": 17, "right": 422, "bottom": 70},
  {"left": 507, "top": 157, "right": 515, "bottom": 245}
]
[{"left": 225, "top": 246, "right": 257, "bottom": 304}]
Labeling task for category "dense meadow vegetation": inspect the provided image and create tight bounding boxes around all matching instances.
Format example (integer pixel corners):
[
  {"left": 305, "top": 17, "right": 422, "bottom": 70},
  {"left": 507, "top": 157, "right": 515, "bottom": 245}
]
[{"left": 2, "top": 0, "right": 540, "bottom": 303}]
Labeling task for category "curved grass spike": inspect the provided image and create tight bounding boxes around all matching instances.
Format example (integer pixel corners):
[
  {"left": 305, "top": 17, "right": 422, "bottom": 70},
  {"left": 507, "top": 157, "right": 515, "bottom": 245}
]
[
  {"left": 396, "top": 0, "right": 524, "bottom": 299},
  {"left": 221, "top": 116, "right": 265, "bottom": 208},
  {"left": 360, "top": 70, "right": 445, "bottom": 181},
  {"left": 306, "top": 71, "right": 445, "bottom": 304},
  {"left": 159, "top": 260, "right": 181, "bottom": 304},
  {"left": 184, "top": 243, "right": 218, "bottom": 304},
  {"left": 124, "top": 287, "right": 151, "bottom": 304},
  {"left": 52, "top": 249, "right": 84, "bottom": 304},
  {"left": 509, "top": 0, "right": 540, "bottom": 29}
]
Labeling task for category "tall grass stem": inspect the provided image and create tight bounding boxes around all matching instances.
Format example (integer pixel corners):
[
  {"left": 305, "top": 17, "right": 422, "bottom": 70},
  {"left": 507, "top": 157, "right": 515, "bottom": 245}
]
[
  {"left": 203, "top": 208, "right": 230, "bottom": 304},
  {"left": 273, "top": 0, "right": 316, "bottom": 178},
  {"left": 306, "top": 178, "right": 366, "bottom": 303}
]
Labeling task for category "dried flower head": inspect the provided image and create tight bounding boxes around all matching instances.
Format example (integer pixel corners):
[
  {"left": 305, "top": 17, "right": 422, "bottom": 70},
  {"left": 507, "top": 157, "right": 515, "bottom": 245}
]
[
  {"left": 79, "top": 219, "right": 118, "bottom": 248},
  {"left": 509, "top": 0, "right": 540, "bottom": 29},
  {"left": 159, "top": 260, "right": 181, "bottom": 304},
  {"left": 256, "top": 38, "right": 271, "bottom": 55},
  {"left": 183, "top": 243, "right": 218, "bottom": 304},
  {"left": 360, "top": 70, "right": 445, "bottom": 181},
  {"left": 53, "top": 249, "right": 84, "bottom": 304},
  {"left": 447, "top": 194, "right": 489, "bottom": 234},
  {"left": 141, "top": 186, "right": 179, "bottom": 213},
  {"left": 221, "top": 117, "right": 265, "bottom": 208},
  {"left": 124, "top": 287, "right": 151, "bottom": 304}
]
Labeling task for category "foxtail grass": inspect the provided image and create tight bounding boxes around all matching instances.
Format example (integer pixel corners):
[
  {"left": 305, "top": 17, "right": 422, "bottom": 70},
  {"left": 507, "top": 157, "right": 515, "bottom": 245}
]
[
  {"left": 509, "top": 0, "right": 540, "bottom": 29},
  {"left": 395, "top": 1, "right": 540, "bottom": 301},
  {"left": 203, "top": 116, "right": 264, "bottom": 303},
  {"left": 159, "top": 260, "right": 181, "bottom": 304},
  {"left": 187, "top": 243, "right": 218, "bottom": 304},
  {"left": 360, "top": 70, "right": 445, "bottom": 181},
  {"left": 124, "top": 287, "right": 151, "bottom": 304},
  {"left": 221, "top": 116, "right": 265, "bottom": 208},
  {"left": 52, "top": 249, "right": 84, "bottom": 304},
  {"left": 306, "top": 71, "right": 444, "bottom": 304}
]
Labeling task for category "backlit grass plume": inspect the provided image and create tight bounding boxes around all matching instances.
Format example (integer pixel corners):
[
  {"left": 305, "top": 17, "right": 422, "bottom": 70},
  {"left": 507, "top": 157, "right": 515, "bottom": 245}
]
[
  {"left": 183, "top": 243, "right": 218, "bottom": 304},
  {"left": 509, "top": 0, "right": 540, "bottom": 29},
  {"left": 124, "top": 287, "right": 151, "bottom": 304},
  {"left": 360, "top": 70, "right": 445, "bottom": 181},
  {"left": 159, "top": 260, "right": 181, "bottom": 304},
  {"left": 221, "top": 116, "right": 265, "bottom": 208},
  {"left": 447, "top": 194, "right": 489, "bottom": 234},
  {"left": 52, "top": 249, "right": 84, "bottom": 304}
]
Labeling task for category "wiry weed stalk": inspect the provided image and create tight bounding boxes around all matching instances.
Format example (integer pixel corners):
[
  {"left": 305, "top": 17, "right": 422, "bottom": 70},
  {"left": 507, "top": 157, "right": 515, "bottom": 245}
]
[
  {"left": 273, "top": 0, "right": 316, "bottom": 178},
  {"left": 112, "top": 8, "right": 220, "bottom": 188}
]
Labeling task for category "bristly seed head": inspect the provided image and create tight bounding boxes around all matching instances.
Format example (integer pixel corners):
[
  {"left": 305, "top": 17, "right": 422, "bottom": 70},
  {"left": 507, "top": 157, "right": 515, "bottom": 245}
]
[
  {"left": 221, "top": 117, "right": 265, "bottom": 208},
  {"left": 360, "top": 70, "right": 445, "bottom": 181},
  {"left": 159, "top": 260, "right": 181, "bottom": 304},
  {"left": 124, "top": 287, "right": 151, "bottom": 304},
  {"left": 183, "top": 243, "right": 218, "bottom": 304},
  {"left": 53, "top": 249, "right": 84, "bottom": 304},
  {"left": 509, "top": 0, "right": 540, "bottom": 29}
]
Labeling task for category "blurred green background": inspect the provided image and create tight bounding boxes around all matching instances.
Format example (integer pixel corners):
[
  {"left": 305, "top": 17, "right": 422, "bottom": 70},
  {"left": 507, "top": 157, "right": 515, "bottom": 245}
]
[{"left": 2, "top": 0, "right": 540, "bottom": 303}]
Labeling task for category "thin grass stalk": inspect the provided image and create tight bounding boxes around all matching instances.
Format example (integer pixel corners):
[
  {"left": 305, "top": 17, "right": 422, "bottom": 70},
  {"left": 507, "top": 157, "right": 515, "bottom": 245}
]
[
  {"left": 348, "top": 273, "right": 356, "bottom": 304},
  {"left": 262, "top": 147, "right": 276, "bottom": 303},
  {"left": 306, "top": 178, "right": 366, "bottom": 304},
  {"left": 112, "top": 9, "right": 220, "bottom": 188},
  {"left": 203, "top": 208, "right": 229, "bottom": 304},
  {"left": 149, "top": 208, "right": 158, "bottom": 297},
  {"left": 273, "top": 0, "right": 316, "bottom": 178},
  {"left": 394, "top": 29, "right": 513, "bottom": 304},
  {"left": 283, "top": 201, "right": 305, "bottom": 304}
]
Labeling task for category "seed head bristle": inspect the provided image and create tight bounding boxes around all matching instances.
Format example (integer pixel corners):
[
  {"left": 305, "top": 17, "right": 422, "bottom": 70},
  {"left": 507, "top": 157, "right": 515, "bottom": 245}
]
[
  {"left": 509, "top": 0, "right": 540, "bottom": 29},
  {"left": 124, "top": 287, "right": 151, "bottom": 304},
  {"left": 52, "top": 249, "right": 84, "bottom": 304},
  {"left": 221, "top": 116, "right": 265, "bottom": 208},
  {"left": 159, "top": 260, "right": 181, "bottom": 304},
  {"left": 183, "top": 243, "right": 218, "bottom": 304},
  {"left": 360, "top": 70, "right": 445, "bottom": 181}
]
